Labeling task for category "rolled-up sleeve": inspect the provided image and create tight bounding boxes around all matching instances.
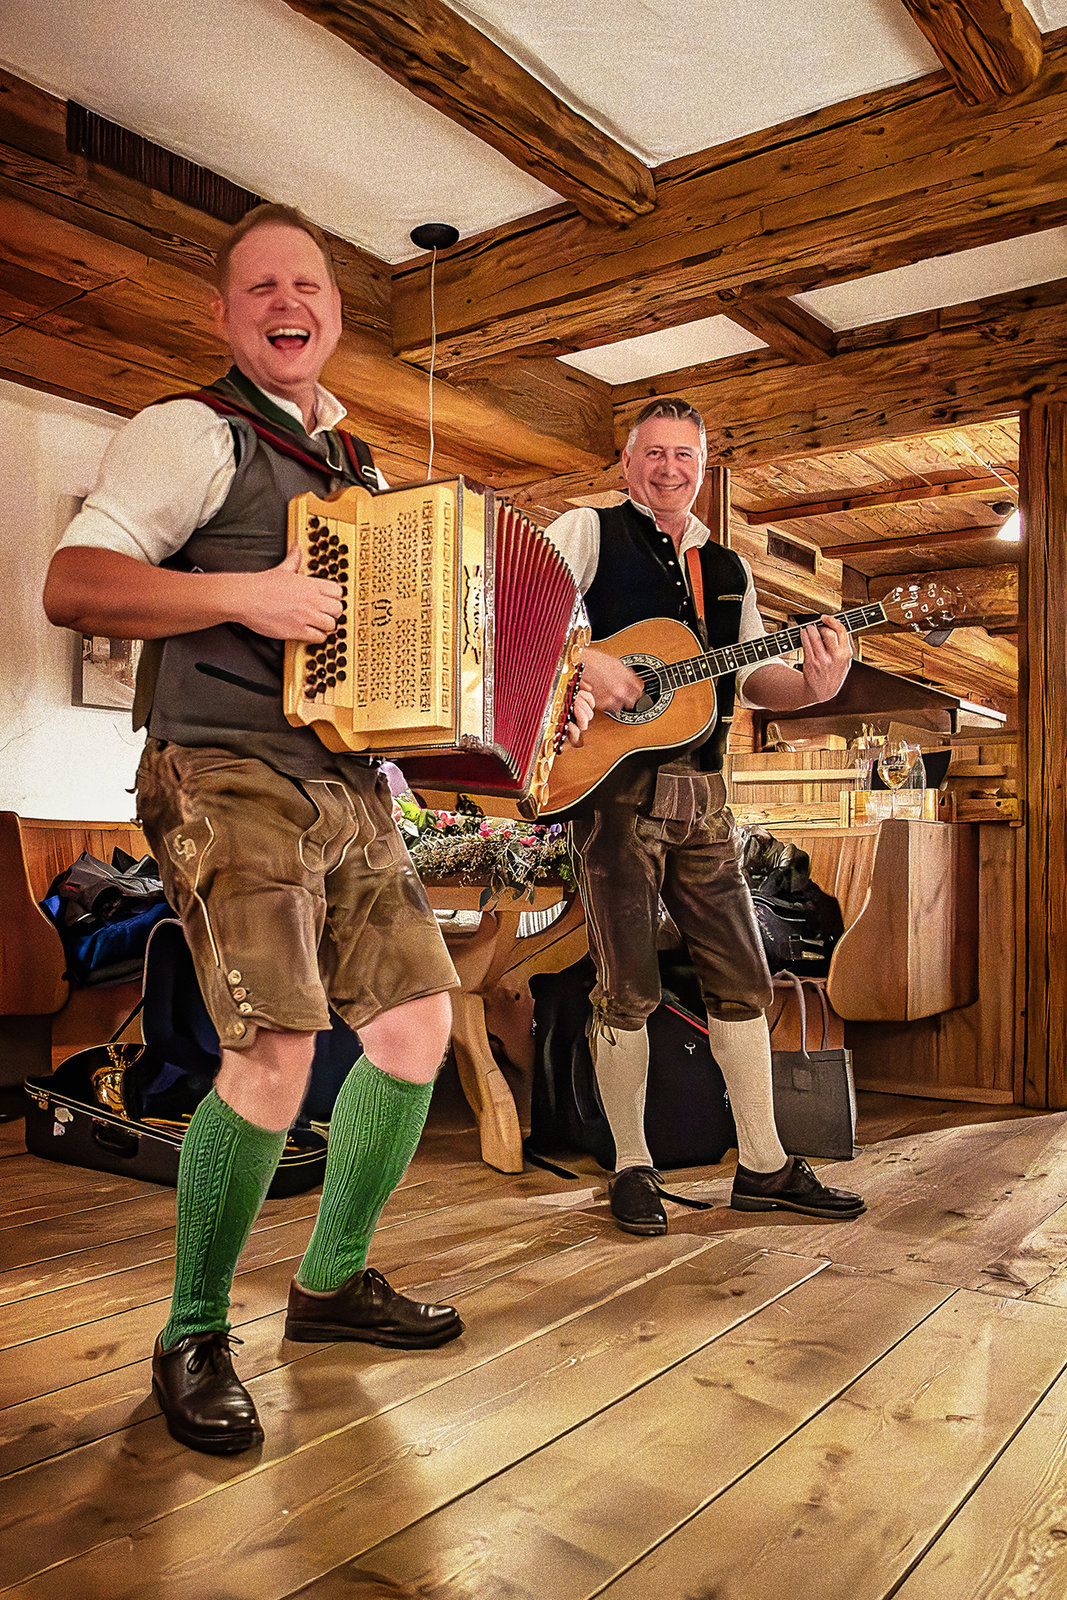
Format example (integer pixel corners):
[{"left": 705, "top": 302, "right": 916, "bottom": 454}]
[
  {"left": 734, "top": 556, "right": 771, "bottom": 707},
  {"left": 55, "top": 401, "right": 236, "bottom": 565},
  {"left": 542, "top": 506, "right": 601, "bottom": 595}
]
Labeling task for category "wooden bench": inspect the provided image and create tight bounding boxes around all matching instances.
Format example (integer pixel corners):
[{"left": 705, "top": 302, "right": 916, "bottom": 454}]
[
  {"left": 768, "top": 819, "right": 979, "bottom": 1022},
  {"left": 765, "top": 818, "right": 1021, "bottom": 1105},
  {"left": 0, "top": 811, "right": 587, "bottom": 1169},
  {"left": 0, "top": 813, "right": 149, "bottom": 1089}
]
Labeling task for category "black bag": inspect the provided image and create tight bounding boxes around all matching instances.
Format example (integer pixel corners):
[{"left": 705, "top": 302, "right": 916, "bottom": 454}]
[
  {"left": 528, "top": 957, "right": 736, "bottom": 1171},
  {"left": 742, "top": 830, "right": 844, "bottom": 978},
  {"left": 40, "top": 850, "right": 172, "bottom": 986},
  {"left": 769, "top": 972, "right": 857, "bottom": 1161}
]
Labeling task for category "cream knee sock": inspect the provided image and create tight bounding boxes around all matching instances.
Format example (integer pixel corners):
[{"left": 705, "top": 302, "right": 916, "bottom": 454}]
[
  {"left": 704, "top": 1013, "right": 787, "bottom": 1173},
  {"left": 591, "top": 1025, "right": 653, "bottom": 1173}
]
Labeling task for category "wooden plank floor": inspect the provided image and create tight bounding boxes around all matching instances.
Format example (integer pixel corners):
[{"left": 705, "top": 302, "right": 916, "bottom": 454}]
[{"left": 4, "top": 1091, "right": 1067, "bottom": 1599}]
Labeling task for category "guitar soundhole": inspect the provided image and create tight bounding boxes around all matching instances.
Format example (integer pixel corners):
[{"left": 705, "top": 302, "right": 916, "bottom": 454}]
[{"left": 611, "top": 655, "right": 673, "bottom": 725}]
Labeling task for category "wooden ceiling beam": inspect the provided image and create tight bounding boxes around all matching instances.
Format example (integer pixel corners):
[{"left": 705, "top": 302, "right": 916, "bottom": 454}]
[
  {"left": 715, "top": 292, "right": 836, "bottom": 363},
  {"left": 0, "top": 201, "right": 611, "bottom": 487},
  {"left": 393, "top": 29, "right": 1067, "bottom": 368},
  {"left": 820, "top": 524, "right": 1015, "bottom": 560},
  {"left": 613, "top": 278, "right": 1067, "bottom": 468},
  {"left": 869, "top": 562, "right": 1018, "bottom": 628},
  {"left": 747, "top": 472, "right": 1015, "bottom": 524},
  {"left": 898, "top": 0, "right": 1043, "bottom": 104},
  {"left": 281, "top": 0, "right": 654, "bottom": 228}
]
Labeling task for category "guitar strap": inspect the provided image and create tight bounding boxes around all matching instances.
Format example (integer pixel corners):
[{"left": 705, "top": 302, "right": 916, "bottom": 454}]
[{"left": 684, "top": 545, "right": 708, "bottom": 647}]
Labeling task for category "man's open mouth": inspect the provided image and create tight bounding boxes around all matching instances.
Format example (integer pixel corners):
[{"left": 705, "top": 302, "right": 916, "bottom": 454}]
[{"left": 267, "top": 327, "right": 311, "bottom": 350}]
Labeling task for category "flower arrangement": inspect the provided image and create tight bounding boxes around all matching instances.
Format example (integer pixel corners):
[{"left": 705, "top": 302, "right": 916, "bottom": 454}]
[{"left": 394, "top": 793, "right": 572, "bottom": 906}]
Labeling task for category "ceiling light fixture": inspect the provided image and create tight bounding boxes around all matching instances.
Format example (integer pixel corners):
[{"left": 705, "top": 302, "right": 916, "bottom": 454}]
[
  {"left": 409, "top": 224, "right": 461, "bottom": 482},
  {"left": 996, "top": 509, "right": 1022, "bottom": 542}
]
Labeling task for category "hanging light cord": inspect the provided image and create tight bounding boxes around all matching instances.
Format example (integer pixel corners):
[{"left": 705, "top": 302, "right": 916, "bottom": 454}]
[
  {"left": 950, "top": 433, "right": 1019, "bottom": 497},
  {"left": 426, "top": 246, "right": 438, "bottom": 482}
]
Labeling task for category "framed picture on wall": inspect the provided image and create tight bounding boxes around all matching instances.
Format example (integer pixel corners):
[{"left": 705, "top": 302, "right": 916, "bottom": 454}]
[{"left": 73, "top": 634, "right": 143, "bottom": 711}]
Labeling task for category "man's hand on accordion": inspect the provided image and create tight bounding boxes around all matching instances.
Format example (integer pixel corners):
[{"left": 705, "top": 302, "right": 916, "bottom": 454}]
[{"left": 235, "top": 544, "right": 344, "bottom": 642}]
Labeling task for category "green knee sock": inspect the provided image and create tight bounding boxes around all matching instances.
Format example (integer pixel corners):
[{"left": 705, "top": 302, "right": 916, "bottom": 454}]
[
  {"left": 296, "top": 1055, "right": 434, "bottom": 1293},
  {"left": 160, "top": 1089, "right": 287, "bottom": 1349}
]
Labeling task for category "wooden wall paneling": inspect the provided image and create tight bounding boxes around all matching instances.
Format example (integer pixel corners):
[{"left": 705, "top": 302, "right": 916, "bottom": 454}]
[
  {"left": 0, "top": 324, "right": 183, "bottom": 418},
  {"left": 0, "top": 69, "right": 615, "bottom": 481},
  {"left": 0, "top": 190, "right": 147, "bottom": 299},
  {"left": 393, "top": 32, "right": 1067, "bottom": 366},
  {"left": 846, "top": 825, "right": 1018, "bottom": 1101},
  {"left": 855, "top": 625, "right": 1018, "bottom": 704},
  {"left": 820, "top": 524, "right": 1009, "bottom": 561},
  {"left": 898, "top": 0, "right": 1044, "bottom": 104},
  {"left": 0, "top": 70, "right": 391, "bottom": 339},
  {"left": 1019, "top": 402, "right": 1067, "bottom": 1108},
  {"left": 442, "top": 355, "right": 616, "bottom": 466},
  {"left": 28, "top": 276, "right": 224, "bottom": 387},
  {"left": 0, "top": 189, "right": 613, "bottom": 483},
  {"left": 281, "top": 0, "right": 655, "bottom": 227}
]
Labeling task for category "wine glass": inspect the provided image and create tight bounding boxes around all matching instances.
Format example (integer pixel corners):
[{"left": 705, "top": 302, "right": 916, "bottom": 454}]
[{"left": 877, "top": 739, "right": 919, "bottom": 818}]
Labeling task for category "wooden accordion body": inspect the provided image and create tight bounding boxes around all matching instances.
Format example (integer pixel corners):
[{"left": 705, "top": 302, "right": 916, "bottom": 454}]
[{"left": 284, "top": 478, "right": 589, "bottom": 813}]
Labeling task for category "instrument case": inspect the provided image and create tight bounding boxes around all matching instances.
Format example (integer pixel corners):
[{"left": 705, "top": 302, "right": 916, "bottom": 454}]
[
  {"left": 24, "top": 920, "right": 334, "bottom": 1196},
  {"left": 24, "top": 1044, "right": 326, "bottom": 1195}
]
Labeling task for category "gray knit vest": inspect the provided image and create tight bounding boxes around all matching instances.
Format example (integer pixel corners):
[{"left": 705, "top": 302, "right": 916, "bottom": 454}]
[{"left": 136, "top": 413, "right": 369, "bottom": 778}]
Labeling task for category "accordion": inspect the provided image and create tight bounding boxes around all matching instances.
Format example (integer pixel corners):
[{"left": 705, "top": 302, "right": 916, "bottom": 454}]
[{"left": 283, "top": 478, "right": 589, "bottom": 813}]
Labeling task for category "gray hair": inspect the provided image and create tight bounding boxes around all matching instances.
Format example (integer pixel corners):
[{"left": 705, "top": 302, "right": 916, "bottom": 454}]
[{"left": 625, "top": 398, "right": 707, "bottom": 456}]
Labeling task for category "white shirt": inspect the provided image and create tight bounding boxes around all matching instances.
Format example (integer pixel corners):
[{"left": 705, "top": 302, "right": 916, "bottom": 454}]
[
  {"left": 545, "top": 498, "right": 769, "bottom": 704},
  {"left": 56, "top": 380, "right": 384, "bottom": 565}
]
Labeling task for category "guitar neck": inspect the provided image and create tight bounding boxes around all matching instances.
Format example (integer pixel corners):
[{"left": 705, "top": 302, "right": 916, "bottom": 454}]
[{"left": 660, "top": 601, "right": 888, "bottom": 690}]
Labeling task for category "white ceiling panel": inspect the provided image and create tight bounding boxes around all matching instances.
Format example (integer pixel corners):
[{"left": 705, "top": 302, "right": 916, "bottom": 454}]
[
  {"left": 0, "top": 0, "right": 558, "bottom": 264},
  {"left": 1028, "top": 2, "right": 1067, "bottom": 26},
  {"left": 795, "top": 227, "right": 1067, "bottom": 330},
  {"left": 559, "top": 317, "right": 766, "bottom": 385},
  {"left": 448, "top": 0, "right": 940, "bottom": 163}
]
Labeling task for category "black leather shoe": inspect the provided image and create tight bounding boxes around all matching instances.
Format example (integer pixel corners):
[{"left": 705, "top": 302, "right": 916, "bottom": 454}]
[
  {"left": 152, "top": 1331, "right": 264, "bottom": 1455},
  {"left": 731, "top": 1156, "right": 866, "bottom": 1219},
  {"left": 609, "top": 1165, "right": 668, "bottom": 1236},
  {"left": 284, "top": 1267, "right": 464, "bottom": 1347}
]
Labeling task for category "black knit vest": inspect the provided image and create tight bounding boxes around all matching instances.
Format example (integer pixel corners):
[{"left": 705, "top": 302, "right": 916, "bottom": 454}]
[{"left": 584, "top": 501, "right": 749, "bottom": 772}]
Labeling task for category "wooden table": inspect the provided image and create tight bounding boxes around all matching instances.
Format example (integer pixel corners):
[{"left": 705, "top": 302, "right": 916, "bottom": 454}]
[{"left": 425, "top": 882, "right": 587, "bottom": 1171}]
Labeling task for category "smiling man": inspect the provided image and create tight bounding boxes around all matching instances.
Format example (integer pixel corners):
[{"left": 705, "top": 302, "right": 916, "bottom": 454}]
[
  {"left": 43, "top": 205, "right": 465, "bottom": 1456},
  {"left": 545, "top": 398, "right": 864, "bottom": 1237}
]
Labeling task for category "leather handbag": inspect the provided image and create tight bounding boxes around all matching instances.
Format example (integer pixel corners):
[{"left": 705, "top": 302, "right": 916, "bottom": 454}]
[{"left": 768, "top": 971, "right": 856, "bottom": 1161}]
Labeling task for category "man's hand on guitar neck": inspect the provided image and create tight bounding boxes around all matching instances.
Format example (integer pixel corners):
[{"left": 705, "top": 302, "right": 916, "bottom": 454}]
[
  {"left": 747, "top": 614, "right": 853, "bottom": 712},
  {"left": 578, "top": 647, "right": 646, "bottom": 717}
]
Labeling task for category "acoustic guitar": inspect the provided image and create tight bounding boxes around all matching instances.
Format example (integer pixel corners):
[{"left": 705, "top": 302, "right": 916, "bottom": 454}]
[{"left": 537, "top": 580, "right": 963, "bottom": 817}]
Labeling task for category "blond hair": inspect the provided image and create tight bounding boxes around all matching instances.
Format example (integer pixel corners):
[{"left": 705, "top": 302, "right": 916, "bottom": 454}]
[{"left": 214, "top": 203, "right": 337, "bottom": 293}]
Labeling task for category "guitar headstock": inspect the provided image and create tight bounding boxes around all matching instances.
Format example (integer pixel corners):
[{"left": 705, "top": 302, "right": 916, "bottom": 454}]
[{"left": 879, "top": 580, "right": 966, "bottom": 632}]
